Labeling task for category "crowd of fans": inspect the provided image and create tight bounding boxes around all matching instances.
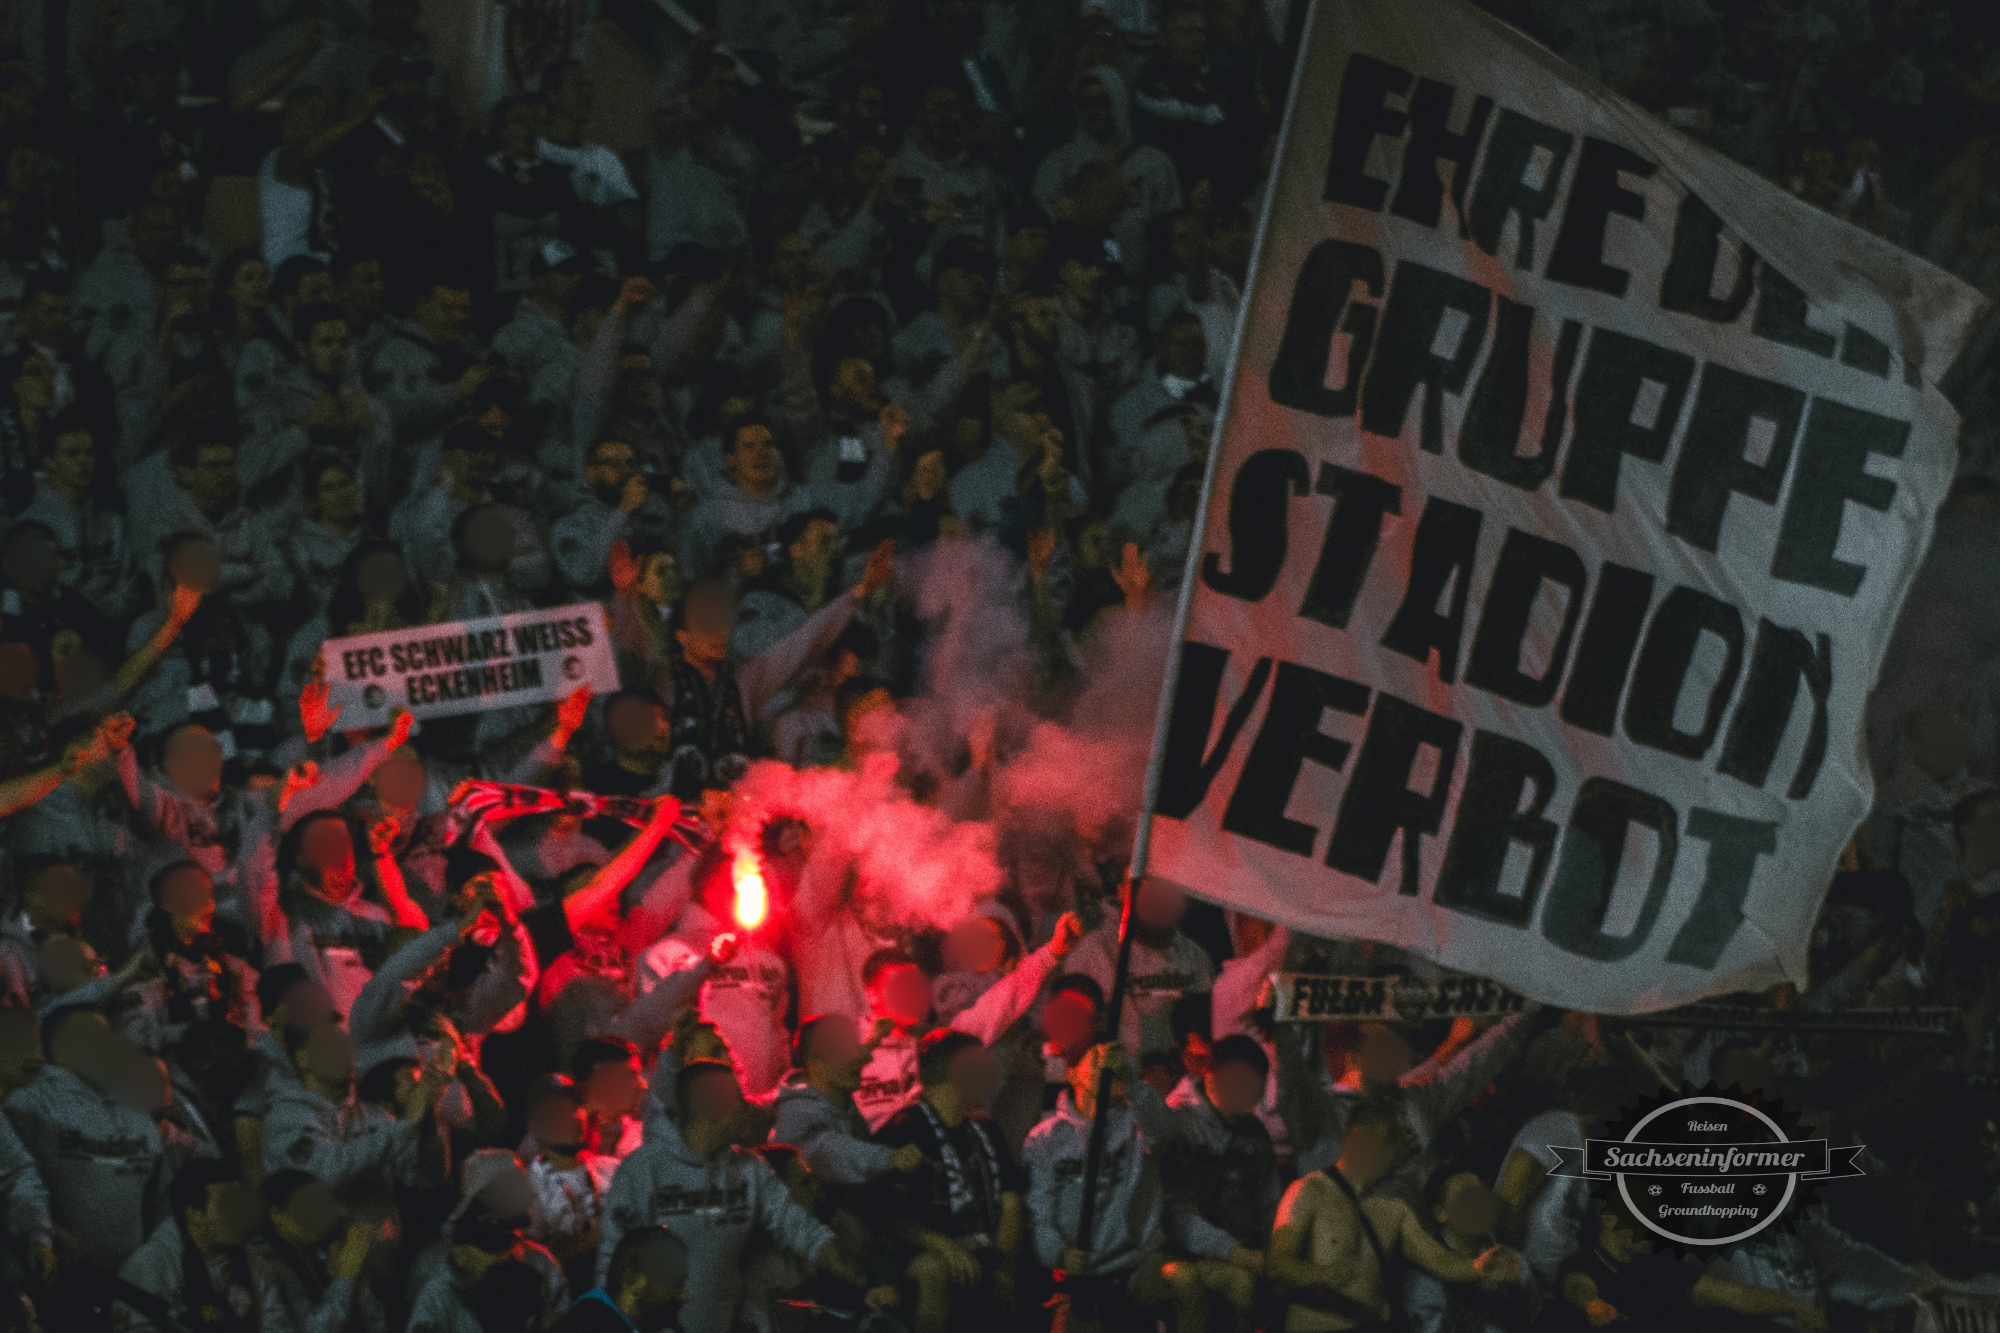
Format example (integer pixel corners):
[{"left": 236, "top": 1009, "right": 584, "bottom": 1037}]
[{"left": 0, "top": 0, "right": 1997, "bottom": 1330}]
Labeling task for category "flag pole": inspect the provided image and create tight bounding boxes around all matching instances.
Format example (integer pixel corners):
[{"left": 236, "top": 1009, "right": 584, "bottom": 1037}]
[{"left": 1063, "top": 0, "right": 1322, "bottom": 1290}]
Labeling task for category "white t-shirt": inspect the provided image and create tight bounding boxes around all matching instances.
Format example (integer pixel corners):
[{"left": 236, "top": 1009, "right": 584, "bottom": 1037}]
[
  {"left": 638, "top": 936, "right": 793, "bottom": 1099},
  {"left": 1503, "top": 1108, "right": 1591, "bottom": 1288}
]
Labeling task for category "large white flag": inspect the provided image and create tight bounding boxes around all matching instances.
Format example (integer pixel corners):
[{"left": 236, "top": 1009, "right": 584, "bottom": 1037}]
[{"left": 1145, "top": 0, "right": 1988, "bottom": 1012}]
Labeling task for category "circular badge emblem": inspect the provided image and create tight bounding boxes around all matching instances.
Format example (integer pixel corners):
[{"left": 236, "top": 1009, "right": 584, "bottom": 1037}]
[
  {"left": 1611, "top": 1095, "right": 1797, "bottom": 1246},
  {"left": 563, "top": 654, "right": 584, "bottom": 681},
  {"left": 1556, "top": 1083, "right": 1863, "bottom": 1255},
  {"left": 363, "top": 684, "right": 386, "bottom": 710}
]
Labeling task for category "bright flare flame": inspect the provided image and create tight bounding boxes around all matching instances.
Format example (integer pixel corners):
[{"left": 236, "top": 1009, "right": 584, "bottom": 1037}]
[{"left": 732, "top": 848, "right": 767, "bottom": 929}]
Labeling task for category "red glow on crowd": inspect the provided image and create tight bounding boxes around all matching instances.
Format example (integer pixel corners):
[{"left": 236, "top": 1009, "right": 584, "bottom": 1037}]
[{"left": 732, "top": 847, "right": 768, "bottom": 929}]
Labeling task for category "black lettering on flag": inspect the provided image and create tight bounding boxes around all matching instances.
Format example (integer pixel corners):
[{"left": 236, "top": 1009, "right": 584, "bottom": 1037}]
[
  {"left": 1359, "top": 262, "right": 1492, "bottom": 455},
  {"left": 1458, "top": 296, "right": 1532, "bottom": 486},
  {"left": 1389, "top": 78, "right": 1492, "bottom": 233},
  {"left": 1752, "top": 267, "right": 1837, "bottom": 358},
  {"left": 1157, "top": 644, "right": 1274, "bottom": 820},
  {"left": 1467, "top": 109, "right": 1575, "bottom": 268},
  {"left": 1201, "top": 449, "right": 1312, "bottom": 602},
  {"left": 1269, "top": 241, "right": 1383, "bottom": 418},
  {"left": 1665, "top": 365, "right": 1806, "bottom": 552},
  {"left": 1772, "top": 397, "right": 1911, "bottom": 596},
  {"left": 1543, "top": 778, "right": 1680, "bottom": 961},
  {"left": 1625, "top": 586, "right": 1745, "bottom": 760},
  {"left": 1546, "top": 137, "right": 1657, "bottom": 298},
  {"left": 1659, "top": 194, "right": 1757, "bottom": 323},
  {"left": 1840, "top": 324, "right": 1893, "bottom": 379},
  {"left": 1324, "top": 54, "right": 1412, "bottom": 211},
  {"left": 1300, "top": 464, "right": 1401, "bottom": 630},
  {"left": 1465, "top": 529, "right": 1588, "bottom": 707},
  {"left": 1717, "top": 619, "right": 1832, "bottom": 799},
  {"left": 1559, "top": 329, "right": 1695, "bottom": 514},
  {"left": 1665, "top": 809, "right": 1778, "bottom": 968},
  {"left": 1222, "top": 662, "right": 1371, "bottom": 855},
  {"left": 1436, "top": 730, "right": 1559, "bottom": 927},
  {"left": 1559, "top": 563, "right": 1655, "bottom": 735},
  {"left": 1381, "top": 497, "right": 1483, "bottom": 683},
  {"left": 1326, "top": 693, "right": 1463, "bottom": 893}
]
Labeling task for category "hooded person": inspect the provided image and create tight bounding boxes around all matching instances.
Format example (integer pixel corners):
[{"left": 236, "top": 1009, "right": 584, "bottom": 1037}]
[
  {"left": 408, "top": 1149, "right": 570, "bottom": 1333},
  {"left": 597, "top": 1059, "right": 887, "bottom": 1333},
  {"left": 4, "top": 1004, "right": 166, "bottom": 1276},
  {"left": 246, "top": 1168, "right": 391, "bottom": 1333},
  {"left": 554, "top": 1225, "right": 689, "bottom": 1333},
  {"left": 772, "top": 1014, "right": 927, "bottom": 1192},
  {"left": 112, "top": 1158, "right": 263, "bottom": 1333},
  {"left": 259, "top": 1017, "right": 443, "bottom": 1229},
  {"left": 1031, "top": 66, "right": 1183, "bottom": 281}
]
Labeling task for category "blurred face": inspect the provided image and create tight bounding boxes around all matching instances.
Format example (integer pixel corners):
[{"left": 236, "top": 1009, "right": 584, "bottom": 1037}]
[
  {"left": 910, "top": 449, "right": 947, "bottom": 501},
  {"left": 10, "top": 353, "right": 54, "bottom": 413},
  {"left": 314, "top": 466, "right": 359, "bottom": 527},
  {"left": 48, "top": 428, "right": 96, "bottom": 495},
  {"left": 165, "top": 727, "right": 225, "bottom": 799},
  {"left": 947, "top": 1043, "right": 1003, "bottom": 1110},
  {"left": 869, "top": 963, "right": 933, "bottom": 1027},
  {"left": 1356, "top": 1023, "right": 1415, "bottom": 1084},
  {"left": 340, "top": 260, "right": 384, "bottom": 321},
  {"left": 726, "top": 425, "right": 781, "bottom": 491},
  {"left": 25, "top": 864, "right": 86, "bottom": 930},
  {"left": 168, "top": 535, "right": 223, "bottom": 594},
  {"left": 1133, "top": 879, "right": 1187, "bottom": 934},
  {"left": 936, "top": 264, "right": 990, "bottom": 315},
  {"left": 463, "top": 507, "right": 514, "bottom": 568},
  {"left": 1010, "top": 294, "right": 1058, "bottom": 348},
  {"left": 1159, "top": 319, "right": 1207, "bottom": 379},
  {"left": 1163, "top": 10, "right": 1207, "bottom": 66},
  {"left": 683, "top": 1068, "right": 741, "bottom": 1127},
  {"left": 301, "top": 816, "right": 357, "bottom": 882},
  {"left": 1076, "top": 78, "right": 1115, "bottom": 141},
  {"left": 530, "top": 1094, "right": 587, "bottom": 1151},
  {"left": 0, "top": 641, "right": 34, "bottom": 700},
  {"left": 946, "top": 916, "right": 1010, "bottom": 975},
  {"left": 294, "top": 271, "right": 336, "bottom": 309},
  {"left": 299, "top": 1023, "right": 356, "bottom": 1084},
  {"left": 416, "top": 285, "right": 472, "bottom": 339},
  {"left": 279, "top": 981, "right": 336, "bottom": 1032},
  {"left": 677, "top": 584, "right": 737, "bottom": 663},
  {"left": 304, "top": 318, "right": 351, "bottom": 380},
  {"left": 355, "top": 549, "right": 407, "bottom": 608},
  {"left": 178, "top": 445, "right": 239, "bottom": 519},
  {"left": 628, "top": 1237, "right": 690, "bottom": 1330},
  {"left": 586, "top": 1055, "right": 645, "bottom": 1119},
  {"left": 21, "top": 292, "right": 73, "bottom": 348},
  {"left": 808, "top": 1020, "right": 865, "bottom": 1091},
  {"left": 161, "top": 262, "right": 206, "bottom": 315},
  {"left": 916, "top": 87, "right": 964, "bottom": 148},
  {"left": 606, "top": 697, "right": 667, "bottom": 754},
  {"left": 157, "top": 865, "right": 216, "bottom": 931},
  {"left": 1206, "top": 1056, "right": 1265, "bottom": 1117},
  {"left": 586, "top": 440, "right": 637, "bottom": 502},
  {"left": 280, "top": 1179, "right": 345, "bottom": 1244},
  {"left": 1963, "top": 795, "right": 2000, "bottom": 875},
  {"left": 790, "top": 518, "right": 839, "bottom": 571},
  {"left": 1436, "top": 1172, "right": 1500, "bottom": 1238},
  {"left": 1057, "top": 256, "right": 1107, "bottom": 307},
  {"left": 770, "top": 233, "right": 816, "bottom": 290},
  {"left": 0, "top": 1010, "right": 44, "bottom": 1093},
  {"left": 230, "top": 258, "right": 269, "bottom": 310},
  {"left": 39, "top": 935, "right": 102, "bottom": 993},
  {"left": 639, "top": 552, "right": 681, "bottom": 607},
  {"left": 1341, "top": 1122, "right": 1396, "bottom": 1186},
  {"left": 371, "top": 747, "right": 425, "bottom": 810},
  {"left": 1041, "top": 990, "right": 1098, "bottom": 1054},
  {"left": 3, "top": 530, "right": 56, "bottom": 591},
  {"left": 830, "top": 358, "right": 882, "bottom": 417}
]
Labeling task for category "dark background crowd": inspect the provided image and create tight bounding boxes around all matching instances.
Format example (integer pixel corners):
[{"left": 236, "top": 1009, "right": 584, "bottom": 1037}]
[{"left": 0, "top": 0, "right": 1996, "bottom": 1330}]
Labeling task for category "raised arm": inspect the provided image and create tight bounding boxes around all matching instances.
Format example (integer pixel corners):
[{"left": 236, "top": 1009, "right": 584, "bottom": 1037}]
[
  {"left": 608, "top": 934, "right": 719, "bottom": 1053},
  {"left": 349, "top": 921, "right": 458, "bottom": 1047},
  {"left": 1403, "top": 1009, "right": 1537, "bottom": 1127},
  {"left": 561, "top": 798, "right": 682, "bottom": 935},
  {"left": 111, "top": 585, "right": 201, "bottom": 703},
  {"left": 277, "top": 711, "right": 412, "bottom": 832},
  {"left": 365, "top": 817, "right": 430, "bottom": 930},
  {"left": 736, "top": 543, "right": 894, "bottom": 720},
  {"left": 952, "top": 912, "right": 1084, "bottom": 1044}
]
